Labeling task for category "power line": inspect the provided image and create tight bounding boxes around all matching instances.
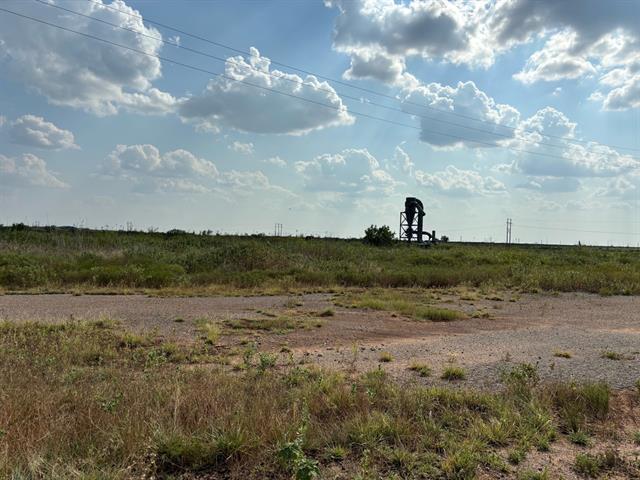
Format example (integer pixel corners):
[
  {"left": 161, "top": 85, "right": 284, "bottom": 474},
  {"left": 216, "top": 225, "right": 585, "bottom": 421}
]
[
  {"left": 439, "top": 224, "right": 504, "bottom": 232},
  {"left": 516, "top": 224, "right": 639, "bottom": 236},
  {"left": 32, "top": 0, "right": 639, "bottom": 160},
  {"left": 2, "top": 5, "right": 634, "bottom": 167},
  {"left": 73, "top": 0, "right": 640, "bottom": 154},
  {"left": 439, "top": 222, "right": 638, "bottom": 237}
]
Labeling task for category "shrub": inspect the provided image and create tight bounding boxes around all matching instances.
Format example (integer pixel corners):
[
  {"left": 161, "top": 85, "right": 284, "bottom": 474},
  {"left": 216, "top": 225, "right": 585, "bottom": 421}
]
[{"left": 363, "top": 225, "right": 395, "bottom": 247}]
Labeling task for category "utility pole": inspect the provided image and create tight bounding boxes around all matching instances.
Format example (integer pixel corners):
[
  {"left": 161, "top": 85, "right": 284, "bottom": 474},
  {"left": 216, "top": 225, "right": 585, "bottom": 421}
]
[{"left": 506, "top": 218, "right": 512, "bottom": 245}]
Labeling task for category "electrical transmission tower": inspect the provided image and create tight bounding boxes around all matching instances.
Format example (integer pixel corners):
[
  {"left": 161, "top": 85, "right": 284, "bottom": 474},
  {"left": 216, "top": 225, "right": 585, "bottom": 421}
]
[{"left": 506, "top": 218, "right": 513, "bottom": 245}]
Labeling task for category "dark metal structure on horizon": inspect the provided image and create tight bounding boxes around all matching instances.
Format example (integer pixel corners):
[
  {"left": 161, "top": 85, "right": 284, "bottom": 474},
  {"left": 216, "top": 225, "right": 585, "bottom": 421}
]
[{"left": 399, "top": 197, "right": 437, "bottom": 244}]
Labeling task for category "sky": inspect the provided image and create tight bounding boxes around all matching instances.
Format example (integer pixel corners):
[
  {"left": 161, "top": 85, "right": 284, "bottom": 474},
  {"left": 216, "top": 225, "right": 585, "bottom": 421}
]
[{"left": 0, "top": 0, "right": 639, "bottom": 245}]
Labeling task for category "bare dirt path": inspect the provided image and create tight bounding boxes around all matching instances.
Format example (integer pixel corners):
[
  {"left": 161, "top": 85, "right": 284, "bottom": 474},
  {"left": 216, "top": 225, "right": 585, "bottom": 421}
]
[{"left": 1, "top": 292, "right": 638, "bottom": 389}]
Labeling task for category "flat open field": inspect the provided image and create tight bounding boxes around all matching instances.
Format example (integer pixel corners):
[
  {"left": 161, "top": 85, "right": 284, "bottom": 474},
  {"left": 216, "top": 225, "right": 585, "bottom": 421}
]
[
  {"left": 2, "top": 227, "right": 640, "bottom": 479},
  {"left": 1, "top": 290, "right": 639, "bottom": 389}
]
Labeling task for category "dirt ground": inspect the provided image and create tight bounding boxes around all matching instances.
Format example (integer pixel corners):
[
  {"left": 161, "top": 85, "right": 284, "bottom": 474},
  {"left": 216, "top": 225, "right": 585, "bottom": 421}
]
[{"left": 1, "top": 291, "right": 639, "bottom": 389}]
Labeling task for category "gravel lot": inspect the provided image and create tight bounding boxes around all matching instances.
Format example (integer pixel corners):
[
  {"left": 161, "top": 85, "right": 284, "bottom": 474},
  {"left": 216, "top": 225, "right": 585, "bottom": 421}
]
[{"left": 1, "top": 291, "right": 638, "bottom": 389}]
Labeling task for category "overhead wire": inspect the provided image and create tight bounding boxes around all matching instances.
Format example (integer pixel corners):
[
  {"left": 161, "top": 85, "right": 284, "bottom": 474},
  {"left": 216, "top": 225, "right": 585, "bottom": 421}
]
[
  {"left": 64, "top": 0, "right": 640, "bottom": 154},
  {"left": 1, "top": 5, "right": 635, "bottom": 166},
  {"left": 515, "top": 223, "right": 639, "bottom": 236},
  {"left": 34, "top": 0, "right": 640, "bottom": 160}
]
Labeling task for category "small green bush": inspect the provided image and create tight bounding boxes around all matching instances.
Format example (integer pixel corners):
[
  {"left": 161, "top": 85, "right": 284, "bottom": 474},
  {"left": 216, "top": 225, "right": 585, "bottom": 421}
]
[{"left": 363, "top": 225, "right": 395, "bottom": 247}]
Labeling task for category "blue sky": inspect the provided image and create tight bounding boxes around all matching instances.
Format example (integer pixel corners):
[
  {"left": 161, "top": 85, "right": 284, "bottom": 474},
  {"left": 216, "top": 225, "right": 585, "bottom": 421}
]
[{"left": 1, "top": 0, "right": 639, "bottom": 244}]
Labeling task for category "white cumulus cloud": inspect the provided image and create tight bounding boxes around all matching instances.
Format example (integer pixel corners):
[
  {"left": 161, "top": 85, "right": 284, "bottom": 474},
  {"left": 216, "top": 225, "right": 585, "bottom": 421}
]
[
  {"left": 295, "top": 148, "right": 397, "bottom": 194},
  {"left": 0, "top": 153, "right": 68, "bottom": 188},
  {"left": 508, "top": 107, "right": 640, "bottom": 177},
  {"left": 327, "top": 0, "right": 492, "bottom": 85},
  {"left": 102, "top": 144, "right": 290, "bottom": 196},
  {"left": 9, "top": 115, "right": 78, "bottom": 150},
  {"left": 513, "top": 31, "right": 597, "bottom": 84},
  {"left": 178, "top": 47, "right": 354, "bottom": 135},
  {"left": 415, "top": 165, "right": 506, "bottom": 197},
  {"left": 103, "top": 144, "right": 219, "bottom": 180},
  {"left": 228, "top": 141, "right": 254, "bottom": 155},
  {"left": 0, "top": 0, "right": 177, "bottom": 115},
  {"left": 402, "top": 81, "right": 520, "bottom": 148},
  {"left": 263, "top": 156, "right": 287, "bottom": 168},
  {"left": 326, "top": 0, "right": 640, "bottom": 109}
]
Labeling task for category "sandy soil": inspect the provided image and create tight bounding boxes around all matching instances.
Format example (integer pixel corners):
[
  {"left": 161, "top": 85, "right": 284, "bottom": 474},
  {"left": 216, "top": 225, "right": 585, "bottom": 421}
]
[{"left": 1, "top": 291, "right": 639, "bottom": 389}]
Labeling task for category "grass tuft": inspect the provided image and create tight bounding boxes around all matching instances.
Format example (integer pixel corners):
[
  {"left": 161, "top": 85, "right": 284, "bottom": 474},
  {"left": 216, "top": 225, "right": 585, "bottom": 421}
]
[
  {"left": 601, "top": 350, "right": 624, "bottom": 360},
  {"left": 441, "top": 366, "right": 466, "bottom": 381},
  {"left": 196, "top": 319, "right": 222, "bottom": 344},
  {"left": 553, "top": 351, "right": 572, "bottom": 359},
  {"left": 378, "top": 352, "right": 393, "bottom": 363},
  {"left": 408, "top": 362, "right": 431, "bottom": 377},
  {"left": 518, "top": 469, "right": 549, "bottom": 480},
  {"left": 568, "top": 430, "right": 590, "bottom": 446}
]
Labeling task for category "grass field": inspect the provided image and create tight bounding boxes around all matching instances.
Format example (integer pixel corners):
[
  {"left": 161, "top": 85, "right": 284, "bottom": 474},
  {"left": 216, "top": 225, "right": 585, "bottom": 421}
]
[
  {"left": 2, "top": 226, "right": 640, "bottom": 478},
  {"left": 1, "top": 225, "right": 639, "bottom": 295},
  {"left": 2, "top": 320, "right": 639, "bottom": 479}
]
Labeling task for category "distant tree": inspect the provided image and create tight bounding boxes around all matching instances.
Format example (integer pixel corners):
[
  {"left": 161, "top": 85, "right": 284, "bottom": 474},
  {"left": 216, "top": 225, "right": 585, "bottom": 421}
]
[
  {"left": 363, "top": 225, "right": 395, "bottom": 246},
  {"left": 166, "top": 229, "right": 187, "bottom": 237},
  {"left": 440, "top": 235, "right": 449, "bottom": 243}
]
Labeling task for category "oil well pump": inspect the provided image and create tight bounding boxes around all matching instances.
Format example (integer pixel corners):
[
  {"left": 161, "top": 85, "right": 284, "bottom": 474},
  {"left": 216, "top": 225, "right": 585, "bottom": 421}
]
[{"left": 399, "top": 197, "right": 437, "bottom": 244}]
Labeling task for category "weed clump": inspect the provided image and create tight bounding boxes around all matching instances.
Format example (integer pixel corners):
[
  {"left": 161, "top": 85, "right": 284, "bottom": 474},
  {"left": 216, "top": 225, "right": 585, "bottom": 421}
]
[
  {"left": 378, "top": 352, "right": 393, "bottom": 363},
  {"left": 408, "top": 362, "right": 431, "bottom": 377},
  {"left": 441, "top": 366, "right": 466, "bottom": 381},
  {"left": 574, "top": 450, "right": 619, "bottom": 477},
  {"left": 550, "top": 382, "right": 610, "bottom": 433},
  {"left": 601, "top": 350, "right": 624, "bottom": 360},
  {"left": 553, "top": 351, "right": 572, "bottom": 359}
]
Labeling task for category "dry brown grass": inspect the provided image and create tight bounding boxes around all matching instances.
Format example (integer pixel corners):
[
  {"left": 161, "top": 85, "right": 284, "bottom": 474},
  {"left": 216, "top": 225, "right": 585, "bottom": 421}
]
[{"left": 1, "top": 321, "right": 638, "bottom": 479}]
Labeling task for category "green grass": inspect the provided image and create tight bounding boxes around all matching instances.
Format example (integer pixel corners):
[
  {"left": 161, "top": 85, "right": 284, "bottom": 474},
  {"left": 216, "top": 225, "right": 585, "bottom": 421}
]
[
  {"left": 518, "top": 469, "right": 549, "bottom": 480},
  {"left": 550, "top": 382, "right": 610, "bottom": 433},
  {"left": 601, "top": 350, "right": 624, "bottom": 360},
  {"left": 195, "top": 318, "right": 222, "bottom": 344},
  {"left": 1, "top": 225, "right": 640, "bottom": 294},
  {"left": 338, "top": 289, "right": 464, "bottom": 322},
  {"left": 574, "top": 450, "right": 619, "bottom": 477},
  {"left": 0, "top": 322, "right": 636, "bottom": 479},
  {"left": 223, "top": 316, "right": 320, "bottom": 333},
  {"left": 408, "top": 362, "right": 431, "bottom": 377},
  {"left": 441, "top": 365, "right": 466, "bottom": 381},
  {"left": 568, "top": 430, "right": 590, "bottom": 446}
]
